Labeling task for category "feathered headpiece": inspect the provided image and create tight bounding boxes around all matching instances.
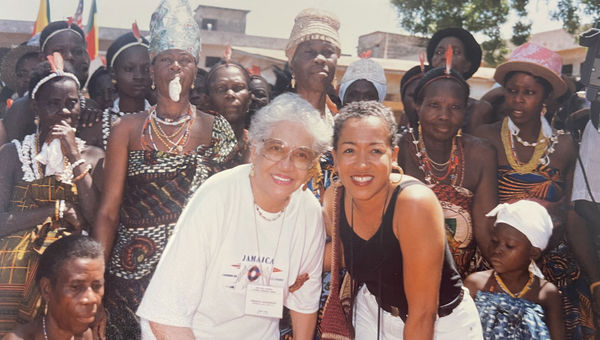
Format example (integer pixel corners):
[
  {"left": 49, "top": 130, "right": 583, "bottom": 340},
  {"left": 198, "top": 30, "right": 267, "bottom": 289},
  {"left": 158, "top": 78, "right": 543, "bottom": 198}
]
[{"left": 31, "top": 52, "right": 81, "bottom": 99}]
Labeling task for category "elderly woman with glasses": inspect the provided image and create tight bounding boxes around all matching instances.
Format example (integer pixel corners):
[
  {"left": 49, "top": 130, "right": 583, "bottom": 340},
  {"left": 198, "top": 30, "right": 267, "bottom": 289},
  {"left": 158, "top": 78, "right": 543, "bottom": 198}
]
[{"left": 137, "top": 93, "right": 330, "bottom": 340}]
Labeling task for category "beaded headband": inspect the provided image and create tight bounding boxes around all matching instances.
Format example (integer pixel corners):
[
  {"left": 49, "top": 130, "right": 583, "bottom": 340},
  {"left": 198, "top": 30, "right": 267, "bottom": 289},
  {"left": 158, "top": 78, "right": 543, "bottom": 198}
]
[
  {"left": 400, "top": 53, "right": 428, "bottom": 98},
  {"left": 109, "top": 23, "right": 149, "bottom": 69},
  {"left": 40, "top": 27, "right": 84, "bottom": 52},
  {"left": 31, "top": 53, "right": 81, "bottom": 100}
]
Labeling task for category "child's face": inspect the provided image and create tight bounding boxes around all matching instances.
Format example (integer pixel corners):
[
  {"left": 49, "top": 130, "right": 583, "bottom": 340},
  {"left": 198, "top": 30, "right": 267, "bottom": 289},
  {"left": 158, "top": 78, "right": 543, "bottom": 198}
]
[{"left": 489, "top": 223, "right": 534, "bottom": 274}]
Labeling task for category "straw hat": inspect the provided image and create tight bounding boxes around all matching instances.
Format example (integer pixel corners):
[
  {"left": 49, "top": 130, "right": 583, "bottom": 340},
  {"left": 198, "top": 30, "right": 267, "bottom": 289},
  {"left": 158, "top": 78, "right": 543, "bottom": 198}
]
[
  {"left": 285, "top": 8, "right": 341, "bottom": 61},
  {"left": 494, "top": 42, "right": 567, "bottom": 98},
  {"left": 0, "top": 45, "right": 39, "bottom": 91}
]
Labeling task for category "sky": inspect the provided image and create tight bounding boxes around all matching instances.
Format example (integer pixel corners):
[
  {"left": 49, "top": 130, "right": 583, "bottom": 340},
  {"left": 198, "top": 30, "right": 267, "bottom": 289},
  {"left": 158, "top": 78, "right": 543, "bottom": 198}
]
[{"left": 0, "top": 0, "right": 590, "bottom": 56}]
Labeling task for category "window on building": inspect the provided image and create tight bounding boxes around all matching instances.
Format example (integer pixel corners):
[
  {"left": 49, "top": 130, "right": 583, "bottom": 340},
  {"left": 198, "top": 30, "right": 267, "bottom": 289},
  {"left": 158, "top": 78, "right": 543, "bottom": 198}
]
[
  {"left": 205, "top": 56, "right": 221, "bottom": 68},
  {"left": 202, "top": 19, "right": 217, "bottom": 31},
  {"left": 562, "top": 64, "right": 573, "bottom": 76}
]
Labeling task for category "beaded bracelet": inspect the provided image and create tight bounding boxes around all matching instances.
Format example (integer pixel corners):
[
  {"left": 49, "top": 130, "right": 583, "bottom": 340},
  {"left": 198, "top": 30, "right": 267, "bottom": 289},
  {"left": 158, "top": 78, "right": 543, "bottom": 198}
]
[
  {"left": 70, "top": 159, "right": 86, "bottom": 170},
  {"left": 72, "top": 164, "right": 92, "bottom": 183},
  {"left": 58, "top": 200, "right": 66, "bottom": 219},
  {"left": 54, "top": 200, "right": 60, "bottom": 221},
  {"left": 590, "top": 281, "right": 600, "bottom": 293}
]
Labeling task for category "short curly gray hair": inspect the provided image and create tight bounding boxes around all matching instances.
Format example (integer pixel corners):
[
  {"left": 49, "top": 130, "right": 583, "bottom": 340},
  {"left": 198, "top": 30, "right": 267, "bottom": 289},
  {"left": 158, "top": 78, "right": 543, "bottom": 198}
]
[{"left": 248, "top": 93, "right": 332, "bottom": 153}]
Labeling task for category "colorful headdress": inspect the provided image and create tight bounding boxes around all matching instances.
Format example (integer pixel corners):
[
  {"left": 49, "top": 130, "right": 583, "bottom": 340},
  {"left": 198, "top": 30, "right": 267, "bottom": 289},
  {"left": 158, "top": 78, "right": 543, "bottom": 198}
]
[
  {"left": 107, "top": 22, "right": 150, "bottom": 69},
  {"left": 31, "top": 52, "right": 81, "bottom": 99},
  {"left": 285, "top": 8, "right": 341, "bottom": 61},
  {"left": 148, "top": 0, "right": 201, "bottom": 61},
  {"left": 339, "top": 58, "right": 387, "bottom": 103}
]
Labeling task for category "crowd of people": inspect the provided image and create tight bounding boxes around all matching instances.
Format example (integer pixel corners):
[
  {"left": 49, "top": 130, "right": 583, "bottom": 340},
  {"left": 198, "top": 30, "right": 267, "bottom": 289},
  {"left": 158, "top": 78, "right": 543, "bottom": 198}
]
[{"left": 0, "top": 0, "right": 599, "bottom": 339}]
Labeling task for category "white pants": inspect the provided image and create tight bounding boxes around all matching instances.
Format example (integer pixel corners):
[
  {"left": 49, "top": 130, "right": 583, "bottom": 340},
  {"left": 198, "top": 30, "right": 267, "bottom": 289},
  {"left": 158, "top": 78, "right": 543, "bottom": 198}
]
[{"left": 354, "top": 285, "right": 483, "bottom": 340}]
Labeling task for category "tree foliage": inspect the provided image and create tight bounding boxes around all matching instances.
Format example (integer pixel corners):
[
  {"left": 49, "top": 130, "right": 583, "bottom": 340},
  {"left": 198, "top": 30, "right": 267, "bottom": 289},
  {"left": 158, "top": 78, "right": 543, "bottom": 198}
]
[{"left": 390, "top": 0, "right": 600, "bottom": 67}]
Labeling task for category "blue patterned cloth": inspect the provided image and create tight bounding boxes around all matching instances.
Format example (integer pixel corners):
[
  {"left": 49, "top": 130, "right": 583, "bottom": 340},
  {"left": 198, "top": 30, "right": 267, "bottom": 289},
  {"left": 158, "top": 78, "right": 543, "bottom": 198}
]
[{"left": 474, "top": 291, "right": 550, "bottom": 340}]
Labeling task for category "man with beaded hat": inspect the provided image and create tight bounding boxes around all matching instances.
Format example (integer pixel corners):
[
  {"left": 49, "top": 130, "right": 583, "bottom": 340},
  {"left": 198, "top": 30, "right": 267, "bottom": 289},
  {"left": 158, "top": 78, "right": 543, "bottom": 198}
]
[{"left": 93, "top": 0, "right": 237, "bottom": 339}]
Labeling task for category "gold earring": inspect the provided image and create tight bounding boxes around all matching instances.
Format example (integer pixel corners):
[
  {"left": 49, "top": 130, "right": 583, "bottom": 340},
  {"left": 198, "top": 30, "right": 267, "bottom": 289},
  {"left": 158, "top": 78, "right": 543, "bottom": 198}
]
[
  {"left": 151, "top": 83, "right": 156, "bottom": 90},
  {"left": 191, "top": 83, "right": 195, "bottom": 90},
  {"left": 391, "top": 162, "right": 403, "bottom": 184},
  {"left": 291, "top": 73, "right": 296, "bottom": 89},
  {"left": 111, "top": 79, "right": 117, "bottom": 85},
  {"left": 456, "top": 128, "right": 463, "bottom": 137},
  {"left": 541, "top": 104, "right": 547, "bottom": 116}
]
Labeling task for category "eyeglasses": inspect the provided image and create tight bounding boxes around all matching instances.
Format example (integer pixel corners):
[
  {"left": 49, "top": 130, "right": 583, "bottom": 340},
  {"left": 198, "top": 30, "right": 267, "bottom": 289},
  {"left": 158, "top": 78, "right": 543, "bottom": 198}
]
[{"left": 260, "top": 138, "right": 318, "bottom": 170}]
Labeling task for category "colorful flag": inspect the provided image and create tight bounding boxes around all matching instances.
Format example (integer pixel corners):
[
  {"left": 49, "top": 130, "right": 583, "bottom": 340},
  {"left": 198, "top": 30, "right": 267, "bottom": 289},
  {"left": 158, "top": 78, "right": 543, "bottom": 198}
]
[
  {"left": 32, "top": 0, "right": 51, "bottom": 36},
  {"left": 85, "top": 0, "right": 98, "bottom": 59},
  {"left": 73, "top": 0, "right": 84, "bottom": 27}
]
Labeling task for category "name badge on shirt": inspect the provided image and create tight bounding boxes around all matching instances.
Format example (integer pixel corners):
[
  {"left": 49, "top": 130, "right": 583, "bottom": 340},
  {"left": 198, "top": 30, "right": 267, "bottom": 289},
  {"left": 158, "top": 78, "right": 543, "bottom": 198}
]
[{"left": 245, "top": 284, "right": 283, "bottom": 319}]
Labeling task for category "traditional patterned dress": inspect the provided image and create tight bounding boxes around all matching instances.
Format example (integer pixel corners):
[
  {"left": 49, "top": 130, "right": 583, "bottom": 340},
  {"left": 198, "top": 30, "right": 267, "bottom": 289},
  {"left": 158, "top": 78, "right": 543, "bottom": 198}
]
[
  {"left": 474, "top": 291, "right": 551, "bottom": 339},
  {"left": 104, "top": 115, "right": 237, "bottom": 340},
  {"left": 0, "top": 176, "right": 77, "bottom": 336},
  {"left": 498, "top": 164, "right": 596, "bottom": 340},
  {"left": 429, "top": 184, "right": 475, "bottom": 278}
]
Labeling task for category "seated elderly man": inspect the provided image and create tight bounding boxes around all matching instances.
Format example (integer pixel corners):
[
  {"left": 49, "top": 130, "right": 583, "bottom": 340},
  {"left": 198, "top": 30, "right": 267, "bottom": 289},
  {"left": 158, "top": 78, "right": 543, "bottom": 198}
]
[{"left": 2, "top": 235, "right": 104, "bottom": 340}]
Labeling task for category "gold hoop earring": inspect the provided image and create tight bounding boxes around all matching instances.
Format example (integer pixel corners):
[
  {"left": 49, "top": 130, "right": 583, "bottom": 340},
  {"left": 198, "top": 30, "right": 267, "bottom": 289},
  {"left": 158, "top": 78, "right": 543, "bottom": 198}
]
[{"left": 391, "top": 162, "right": 403, "bottom": 184}]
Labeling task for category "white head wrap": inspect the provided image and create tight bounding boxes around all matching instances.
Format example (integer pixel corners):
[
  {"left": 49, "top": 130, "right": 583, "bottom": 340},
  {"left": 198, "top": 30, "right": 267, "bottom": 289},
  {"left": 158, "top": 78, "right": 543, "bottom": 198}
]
[
  {"left": 486, "top": 200, "right": 553, "bottom": 278},
  {"left": 339, "top": 58, "right": 387, "bottom": 103}
]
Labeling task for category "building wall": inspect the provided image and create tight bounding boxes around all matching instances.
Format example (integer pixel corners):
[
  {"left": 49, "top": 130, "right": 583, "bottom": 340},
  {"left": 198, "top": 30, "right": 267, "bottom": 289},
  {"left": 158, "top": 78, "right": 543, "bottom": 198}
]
[
  {"left": 194, "top": 5, "right": 248, "bottom": 34},
  {"left": 358, "top": 31, "right": 427, "bottom": 59}
]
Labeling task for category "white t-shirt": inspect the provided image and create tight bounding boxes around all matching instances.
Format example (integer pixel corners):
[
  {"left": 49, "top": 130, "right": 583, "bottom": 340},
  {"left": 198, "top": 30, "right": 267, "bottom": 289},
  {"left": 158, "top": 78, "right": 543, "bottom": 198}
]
[
  {"left": 137, "top": 164, "right": 325, "bottom": 339},
  {"left": 572, "top": 120, "right": 600, "bottom": 202}
]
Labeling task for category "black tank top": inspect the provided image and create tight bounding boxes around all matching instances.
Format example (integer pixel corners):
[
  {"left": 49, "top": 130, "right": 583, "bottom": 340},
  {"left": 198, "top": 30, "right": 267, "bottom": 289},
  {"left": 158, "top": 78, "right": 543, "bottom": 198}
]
[{"left": 339, "top": 180, "right": 462, "bottom": 318}]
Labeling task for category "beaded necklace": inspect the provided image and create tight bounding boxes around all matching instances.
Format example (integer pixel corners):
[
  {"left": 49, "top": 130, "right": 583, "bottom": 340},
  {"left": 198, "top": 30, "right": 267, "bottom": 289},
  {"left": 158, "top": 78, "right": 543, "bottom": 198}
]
[
  {"left": 501, "top": 117, "right": 563, "bottom": 174},
  {"left": 142, "top": 105, "right": 194, "bottom": 153},
  {"left": 493, "top": 270, "right": 534, "bottom": 298},
  {"left": 13, "top": 133, "right": 43, "bottom": 182},
  {"left": 13, "top": 133, "right": 85, "bottom": 183},
  {"left": 101, "top": 98, "right": 151, "bottom": 149},
  {"left": 411, "top": 126, "right": 464, "bottom": 186}
]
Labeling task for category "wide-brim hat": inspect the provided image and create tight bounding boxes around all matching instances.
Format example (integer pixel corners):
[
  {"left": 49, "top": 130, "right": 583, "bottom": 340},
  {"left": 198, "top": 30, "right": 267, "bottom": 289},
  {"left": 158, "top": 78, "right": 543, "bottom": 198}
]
[
  {"left": 426, "top": 27, "right": 481, "bottom": 80},
  {"left": 494, "top": 42, "right": 567, "bottom": 98},
  {"left": 1, "top": 45, "right": 39, "bottom": 91}
]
